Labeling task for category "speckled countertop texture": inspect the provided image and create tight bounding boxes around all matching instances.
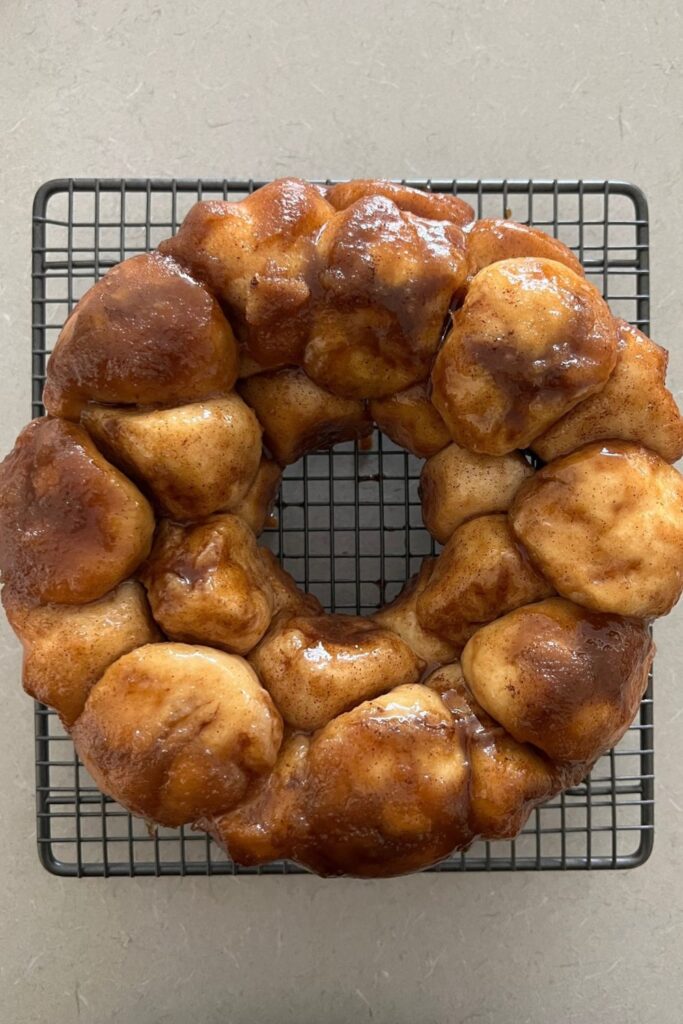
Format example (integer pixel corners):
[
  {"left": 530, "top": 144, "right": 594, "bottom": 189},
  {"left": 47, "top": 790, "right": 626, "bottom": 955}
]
[{"left": 0, "top": 2, "right": 682, "bottom": 1021}]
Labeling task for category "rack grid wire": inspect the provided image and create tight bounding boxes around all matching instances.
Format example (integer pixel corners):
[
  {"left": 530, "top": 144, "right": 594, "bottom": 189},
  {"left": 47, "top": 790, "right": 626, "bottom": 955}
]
[{"left": 31, "top": 177, "right": 653, "bottom": 876}]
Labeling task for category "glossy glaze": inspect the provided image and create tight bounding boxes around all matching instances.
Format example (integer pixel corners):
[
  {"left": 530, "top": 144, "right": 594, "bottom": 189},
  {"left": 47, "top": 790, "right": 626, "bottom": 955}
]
[
  {"left": 0, "top": 418, "right": 155, "bottom": 604},
  {"left": 44, "top": 252, "right": 238, "bottom": 419},
  {"left": 304, "top": 195, "right": 468, "bottom": 397},
  {"left": 510, "top": 440, "right": 683, "bottom": 617},
  {"left": 424, "top": 663, "right": 572, "bottom": 840},
  {"left": 239, "top": 366, "right": 371, "bottom": 465},
  {"left": 327, "top": 180, "right": 474, "bottom": 226},
  {"left": 160, "top": 178, "right": 334, "bottom": 369},
  {"left": 533, "top": 319, "right": 683, "bottom": 462},
  {"left": 141, "top": 515, "right": 275, "bottom": 655},
  {"left": 462, "top": 597, "right": 654, "bottom": 764},
  {"left": 249, "top": 613, "right": 423, "bottom": 731},
  {"left": 432, "top": 257, "right": 618, "bottom": 455},
  {"left": 72, "top": 643, "right": 283, "bottom": 827}
]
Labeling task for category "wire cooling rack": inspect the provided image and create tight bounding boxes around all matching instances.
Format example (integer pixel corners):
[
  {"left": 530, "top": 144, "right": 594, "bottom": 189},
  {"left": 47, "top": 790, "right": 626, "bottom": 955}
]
[{"left": 30, "top": 178, "right": 653, "bottom": 876}]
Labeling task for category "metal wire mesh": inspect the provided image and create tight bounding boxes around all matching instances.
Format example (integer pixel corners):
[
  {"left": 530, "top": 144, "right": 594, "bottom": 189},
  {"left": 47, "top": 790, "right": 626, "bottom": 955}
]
[{"left": 31, "top": 178, "right": 653, "bottom": 876}]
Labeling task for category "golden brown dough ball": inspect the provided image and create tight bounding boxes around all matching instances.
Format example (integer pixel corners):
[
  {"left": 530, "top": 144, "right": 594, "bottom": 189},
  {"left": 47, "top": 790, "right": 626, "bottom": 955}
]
[
  {"left": 462, "top": 597, "right": 653, "bottom": 764},
  {"left": 231, "top": 457, "right": 282, "bottom": 535},
  {"left": 249, "top": 614, "right": 423, "bottom": 731},
  {"left": 43, "top": 253, "right": 238, "bottom": 420},
  {"left": 160, "top": 178, "right": 334, "bottom": 369},
  {"left": 72, "top": 643, "right": 283, "bottom": 827},
  {"left": 425, "top": 663, "right": 567, "bottom": 840},
  {"left": 257, "top": 548, "right": 323, "bottom": 620},
  {"left": 369, "top": 381, "right": 451, "bottom": 458},
  {"left": 141, "top": 516, "right": 274, "bottom": 655},
  {"left": 3, "top": 581, "right": 160, "bottom": 727},
  {"left": 533, "top": 320, "right": 683, "bottom": 463},
  {"left": 432, "top": 258, "right": 617, "bottom": 455},
  {"left": 0, "top": 418, "right": 154, "bottom": 605},
  {"left": 327, "top": 180, "right": 475, "bottom": 227},
  {"left": 302, "top": 685, "right": 470, "bottom": 877},
  {"left": 372, "top": 560, "right": 458, "bottom": 665},
  {"left": 465, "top": 219, "right": 584, "bottom": 278},
  {"left": 206, "top": 733, "right": 311, "bottom": 867},
  {"left": 239, "top": 367, "right": 371, "bottom": 465},
  {"left": 416, "top": 514, "right": 553, "bottom": 648},
  {"left": 303, "top": 196, "right": 468, "bottom": 398},
  {"left": 420, "top": 442, "right": 532, "bottom": 544},
  {"left": 510, "top": 441, "right": 683, "bottom": 618},
  {"left": 81, "top": 395, "right": 262, "bottom": 521}
]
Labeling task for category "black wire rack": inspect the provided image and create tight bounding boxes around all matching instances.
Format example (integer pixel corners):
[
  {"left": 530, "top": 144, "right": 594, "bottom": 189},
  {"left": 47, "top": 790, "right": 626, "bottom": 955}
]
[{"left": 30, "top": 177, "right": 653, "bottom": 876}]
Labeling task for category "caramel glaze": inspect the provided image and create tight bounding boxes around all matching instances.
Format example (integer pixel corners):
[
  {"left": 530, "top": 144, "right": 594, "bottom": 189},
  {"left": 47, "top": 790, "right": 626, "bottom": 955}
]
[
  {"left": 0, "top": 418, "right": 155, "bottom": 605},
  {"left": 239, "top": 367, "right": 372, "bottom": 465},
  {"left": 462, "top": 597, "right": 654, "bottom": 765},
  {"left": 140, "top": 516, "right": 275, "bottom": 656},
  {"left": 532, "top": 319, "right": 683, "bottom": 463},
  {"left": 304, "top": 195, "right": 469, "bottom": 397},
  {"left": 249, "top": 613, "right": 424, "bottom": 732},
  {"left": 432, "top": 258, "right": 618, "bottom": 455},
  {"left": 206, "top": 684, "right": 473, "bottom": 877},
  {"left": 327, "top": 180, "right": 475, "bottom": 226},
  {"left": 204, "top": 668, "right": 584, "bottom": 877},
  {"left": 44, "top": 252, "right": 238, "bottom": 420},
  {"left": 159, "top": 179, "right": 333, "bottom": 369},
  {"left": 162, "top": 179, "right": 469, "bottom": 398}
]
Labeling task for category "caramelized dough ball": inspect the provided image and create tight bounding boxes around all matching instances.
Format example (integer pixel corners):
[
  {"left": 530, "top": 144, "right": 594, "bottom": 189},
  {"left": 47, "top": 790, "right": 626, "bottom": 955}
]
[
  {"left": 72, "top": 643, "right": 283, "bottom": 827},
  {"left": 206, "top": 733, "right": 311, "bottom": 867},
  {"left": 466, "top": 219, "right": 584, "bottom": 278},
  {"left": 160, "top": 178, "right": 334, "bottom": 368},
  {"left": 249, "top": 614, "right": 423, "bottom": 731},
  {"left": 533, "top": 320, "right": 683, "bottom": 463},
  {"left": 327, "top": 180, "right": 474, "bottom": 227},
  {"left": 43, "top": 253, "right": 238, "bottom": 420},
  {"left": 82, "top": 395, "right": 262, "bottom": 520},
  {"left": 232, "top": 457, "right": 282, "bottom": 535},
  {"left": 302, "top": 685, "right": 470, "bottom": 877},
  {"left": 239, "top": 367, "right": 371, "bottom": 465},
  {"left": 257, "top": 548, "right": 323, "bottom": 620},
  {"left": 462, "top": 597, "right": 653, "bottom": 764},
  {"left": 432, "top": 258, "right": 617, "bottom": 455},
  {"left": 373, "top": 560, "right": 458, "bottom": 665},
  {"left": 510, "top": 441, "right": 683, "bottom": 618},
  {"left": 420, "top": 442, "right": 533, "bottom": 544},
  {"left": 370, "top": 382, "right": 450, "bottom": 457},
  {"left": 425, "top": 663, "right": 567, "bottom": 839},
  {"left": 0, "top": 418, "right": 154, "bottom": 605},
  {"left": 3, "top": 581, "right": 160, "bottom": 727},
  {"left": 417, "top": 514, "right": 553, "bottom": 648},
  {"left": 141, "top": 516, "right": 274, "bottom": 655},
  {"left": 303, "top": 196, "right": 468, "bottom": 398}
]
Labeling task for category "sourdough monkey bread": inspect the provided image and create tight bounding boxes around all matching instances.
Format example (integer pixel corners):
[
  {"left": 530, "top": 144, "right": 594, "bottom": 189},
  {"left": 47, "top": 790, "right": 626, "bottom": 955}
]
[{"left": 1, "top": 178, "right": 682, "bottom": 878}]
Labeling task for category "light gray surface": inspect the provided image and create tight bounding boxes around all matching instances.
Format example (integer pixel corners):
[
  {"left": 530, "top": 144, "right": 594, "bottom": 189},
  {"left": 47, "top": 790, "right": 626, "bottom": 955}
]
[{"left": 1, "top": 1, "right": 682, "bottom": 1021}]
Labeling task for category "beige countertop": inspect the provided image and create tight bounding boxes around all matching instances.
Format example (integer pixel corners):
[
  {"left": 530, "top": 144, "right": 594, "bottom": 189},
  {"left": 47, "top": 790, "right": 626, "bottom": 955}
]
[{"left": 1, "top": 1, "right": 682, "bottom": 1021}]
